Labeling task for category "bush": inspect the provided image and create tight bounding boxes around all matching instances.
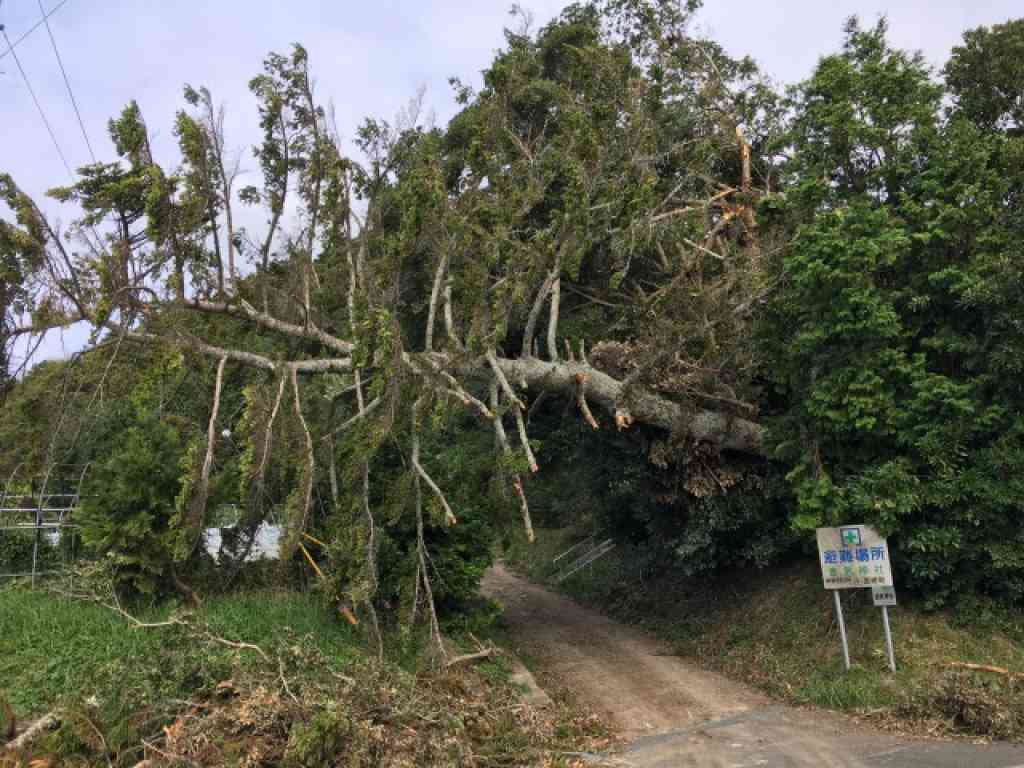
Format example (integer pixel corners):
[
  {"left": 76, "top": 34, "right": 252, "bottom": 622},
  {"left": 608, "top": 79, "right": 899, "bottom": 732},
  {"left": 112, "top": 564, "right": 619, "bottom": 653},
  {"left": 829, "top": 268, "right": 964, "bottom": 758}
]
[
  {"left": 0, "top": 529, "right": 58, "bottom": 576},
  {"left": 760, "top": 20, "right": 1024, "bottom": 608},
  {"left": 77, "top": 412, "right": 190, "bottom": 596}
]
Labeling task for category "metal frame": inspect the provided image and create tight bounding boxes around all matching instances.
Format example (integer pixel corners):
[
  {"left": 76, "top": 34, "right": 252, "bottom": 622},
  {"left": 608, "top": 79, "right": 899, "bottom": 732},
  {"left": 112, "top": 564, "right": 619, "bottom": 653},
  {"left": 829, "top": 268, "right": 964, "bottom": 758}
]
[
  {"left": 0, "top": 463, "right": 89, "bottom": 586},
  {"left": 553, "top": 534, "right": 596, "bottom": 565},
  {"left": 555, "top": 537, "right": 616, "bottom": 583}
]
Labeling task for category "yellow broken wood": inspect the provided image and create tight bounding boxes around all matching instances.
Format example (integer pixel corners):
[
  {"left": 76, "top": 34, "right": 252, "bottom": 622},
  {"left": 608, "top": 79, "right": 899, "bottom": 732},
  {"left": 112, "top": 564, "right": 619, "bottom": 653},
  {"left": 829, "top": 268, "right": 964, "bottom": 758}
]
[{"left": 298, "top": 541, "right": 324, "bottom": 581}]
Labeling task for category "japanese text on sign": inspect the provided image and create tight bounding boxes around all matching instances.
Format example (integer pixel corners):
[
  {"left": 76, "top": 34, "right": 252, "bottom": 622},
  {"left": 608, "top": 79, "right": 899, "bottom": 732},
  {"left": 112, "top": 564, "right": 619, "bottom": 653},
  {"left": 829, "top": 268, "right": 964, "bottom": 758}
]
[
  {"left": 872, "top": 586, "right": 897, "bottom": 606},
  {"left": 816, "top": 525, "right": 893, "bottom": 590}
]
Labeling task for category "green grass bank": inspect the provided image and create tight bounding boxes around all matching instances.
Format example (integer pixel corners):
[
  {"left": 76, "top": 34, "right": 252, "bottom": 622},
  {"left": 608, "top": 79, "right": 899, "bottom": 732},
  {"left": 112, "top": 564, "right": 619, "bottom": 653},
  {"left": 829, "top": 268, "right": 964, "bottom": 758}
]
[{"left": 0, "top": 581, "right": 608, "bottom": 766}]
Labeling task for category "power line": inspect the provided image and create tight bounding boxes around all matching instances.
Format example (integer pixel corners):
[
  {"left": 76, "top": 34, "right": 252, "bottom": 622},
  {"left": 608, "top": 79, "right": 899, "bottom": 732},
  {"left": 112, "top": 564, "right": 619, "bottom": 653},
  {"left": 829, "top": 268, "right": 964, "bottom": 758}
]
[
  {"left": 3, "top": 1, "right": 116, "bottom": 254},
  {"left": 36, "top": 0, "right": 95, "bottom": 162},
  {"left": 0, "top": 0, "right": 71, "bottom": 62},
  {"left": 1, "top": 25, "right": 73, "bottom": 177}
]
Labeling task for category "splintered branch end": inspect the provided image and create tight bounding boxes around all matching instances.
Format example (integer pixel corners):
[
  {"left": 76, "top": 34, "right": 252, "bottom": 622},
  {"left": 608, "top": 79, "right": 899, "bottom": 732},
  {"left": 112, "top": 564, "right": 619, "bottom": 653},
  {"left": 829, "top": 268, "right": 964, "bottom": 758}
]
[{"left": 615, "top": 408, "right": 634, "bottom": 431}]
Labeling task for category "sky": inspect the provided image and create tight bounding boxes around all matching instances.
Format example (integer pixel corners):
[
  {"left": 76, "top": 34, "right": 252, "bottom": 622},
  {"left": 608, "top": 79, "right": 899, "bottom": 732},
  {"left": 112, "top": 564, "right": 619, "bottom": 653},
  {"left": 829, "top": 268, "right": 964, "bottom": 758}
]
[{"left": 1, "top": 0, "right": 1021, "bottom": 364}]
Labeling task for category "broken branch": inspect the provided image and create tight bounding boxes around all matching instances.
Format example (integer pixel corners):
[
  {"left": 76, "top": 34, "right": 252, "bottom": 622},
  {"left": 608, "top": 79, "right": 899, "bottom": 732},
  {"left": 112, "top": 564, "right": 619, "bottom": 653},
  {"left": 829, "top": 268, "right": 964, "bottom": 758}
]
[{"left": 575, "top": 372, "right": 599, "bottom": 430}]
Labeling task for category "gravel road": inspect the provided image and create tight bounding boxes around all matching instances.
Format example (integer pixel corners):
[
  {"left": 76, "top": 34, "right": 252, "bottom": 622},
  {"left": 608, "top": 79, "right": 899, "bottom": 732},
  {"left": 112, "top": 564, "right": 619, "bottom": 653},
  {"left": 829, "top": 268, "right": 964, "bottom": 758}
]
[{"left": 482, "top": 564, "right": 1024, "bottom": 768}]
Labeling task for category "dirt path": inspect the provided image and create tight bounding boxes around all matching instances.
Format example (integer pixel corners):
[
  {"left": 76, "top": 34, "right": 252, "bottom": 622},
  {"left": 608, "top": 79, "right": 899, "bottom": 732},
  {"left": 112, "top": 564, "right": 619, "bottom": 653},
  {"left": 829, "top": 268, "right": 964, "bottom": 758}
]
[{"left": 482, "top": 564, "right": 1024, "bottom": 768}]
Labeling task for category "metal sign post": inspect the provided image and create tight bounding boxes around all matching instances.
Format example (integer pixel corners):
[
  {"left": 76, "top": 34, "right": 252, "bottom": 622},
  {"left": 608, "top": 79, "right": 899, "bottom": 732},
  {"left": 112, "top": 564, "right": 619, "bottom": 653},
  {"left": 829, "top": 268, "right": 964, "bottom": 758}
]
[
  {"left": 833, "top": 590, "right": 851, "bottom": 671},
  {"left": 881, "top": 607, "right": 896, "bottom": 672},
  {"left": 872, "top": 586, "right": 898, "bottom": 672}
]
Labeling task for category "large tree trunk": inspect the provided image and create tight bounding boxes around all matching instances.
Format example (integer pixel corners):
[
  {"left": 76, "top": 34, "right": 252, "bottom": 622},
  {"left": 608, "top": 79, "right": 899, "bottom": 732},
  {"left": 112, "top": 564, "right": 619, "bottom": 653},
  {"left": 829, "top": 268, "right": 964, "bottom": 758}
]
[{"left": 485, "top": 356, "right": 765, "bottom": 456}]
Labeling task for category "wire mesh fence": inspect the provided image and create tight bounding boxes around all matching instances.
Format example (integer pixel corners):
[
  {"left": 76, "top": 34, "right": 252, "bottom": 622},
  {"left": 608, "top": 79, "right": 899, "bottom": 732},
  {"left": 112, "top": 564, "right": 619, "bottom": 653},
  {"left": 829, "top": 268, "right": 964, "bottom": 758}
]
[{"left": 0, "top": 464, "right": 88, "bottom": 586}]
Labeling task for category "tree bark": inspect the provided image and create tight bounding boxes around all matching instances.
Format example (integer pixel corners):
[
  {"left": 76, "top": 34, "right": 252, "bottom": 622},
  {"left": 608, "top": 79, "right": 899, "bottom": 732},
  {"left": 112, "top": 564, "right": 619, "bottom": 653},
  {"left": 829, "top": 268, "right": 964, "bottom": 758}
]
[
  {"left": 546, "top": 264, "right": 560, "bottom": 361},
  {"left": 485, "top": 357, "right": 765, "bottom": 456},
  {"left": 425, "top": 250, "right": 450, "bottom": 353},
  {"left": 521, "top": 271, "right": 555, "bottom": 357}
]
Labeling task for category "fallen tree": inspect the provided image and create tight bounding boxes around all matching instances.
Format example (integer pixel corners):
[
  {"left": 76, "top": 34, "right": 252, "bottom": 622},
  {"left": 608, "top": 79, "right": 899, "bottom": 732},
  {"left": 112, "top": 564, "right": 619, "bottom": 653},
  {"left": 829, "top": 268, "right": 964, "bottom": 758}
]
[{"left": 0, "top": 1, "right": 780, "bottom": 644}]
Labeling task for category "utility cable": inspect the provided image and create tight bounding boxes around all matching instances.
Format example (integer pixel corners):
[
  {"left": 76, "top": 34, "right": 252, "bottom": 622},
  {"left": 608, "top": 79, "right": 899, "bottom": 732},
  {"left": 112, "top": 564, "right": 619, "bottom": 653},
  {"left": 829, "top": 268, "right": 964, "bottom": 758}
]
[
  {"left": 1, "top": 25, "right": 73, "bottom": 177},
  {"left": 0, "top": 0, "right": 70, "bottom": 62},
  {"left": 37, "top": 0, "right": 95, "bottom": 162}
]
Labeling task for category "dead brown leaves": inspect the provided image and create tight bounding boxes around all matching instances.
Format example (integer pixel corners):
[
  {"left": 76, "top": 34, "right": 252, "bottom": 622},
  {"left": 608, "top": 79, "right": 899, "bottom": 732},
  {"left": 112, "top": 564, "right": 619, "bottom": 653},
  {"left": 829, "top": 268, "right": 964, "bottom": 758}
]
[{"left": 9, "top": 657, "right": 615, "bottom": 768}]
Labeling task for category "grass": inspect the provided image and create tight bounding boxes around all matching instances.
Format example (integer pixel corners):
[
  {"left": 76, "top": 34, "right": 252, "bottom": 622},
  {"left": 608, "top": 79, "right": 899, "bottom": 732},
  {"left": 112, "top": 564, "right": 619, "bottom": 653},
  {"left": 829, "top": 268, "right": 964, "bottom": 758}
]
[
  {"left": 1, "top": 581, "right": 613, "bottom": 766},
  {"left": 506, "top": 528, "right": 1024, "bottom": 740},
  {"left": 0, "top": 586, "right": 359, "bottom": 718}
]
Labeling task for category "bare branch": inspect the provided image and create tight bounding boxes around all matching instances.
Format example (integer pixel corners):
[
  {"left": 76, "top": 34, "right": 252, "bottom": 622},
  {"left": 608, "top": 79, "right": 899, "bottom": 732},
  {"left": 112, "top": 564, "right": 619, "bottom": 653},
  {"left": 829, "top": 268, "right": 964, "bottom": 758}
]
[
  {"left": 122, "top": 329, "right": 351, "bottom": 374},
  {"left": 406, "top": 353, "right": 493, "bottom": 419},
  {"left": 684, "top": 235, "right": 726, "bottom": 262},
  {"left": 511, "top": 476, "right": 533, "bottom": 543},
  {"left": 300, "top": 56, "right": 325, "bottom": 298},
  {"left": 190, "top": 298, "right": 353, "bottom": 355},
  {"left": 412, "top": 450, "right": 458, "bottom": 527},
  {"left": 354, "top": 369, "right": 384, "bottom": 662},
  {"left": 486, "top": 352, "right": 538, "bottom": 474},
  {"left": 522, "top": 270, "right": 555, "bottom": 358},
  {"left": 123, "top": 330, "right": 275, "bottom": 371},
  {"left": 254, "top": 373, "right": 288, "bottom": 500},
  {"left": 445, "top": 647, "right": 500, "bottom": 667},
  {"left": 201, "top": 628, "right": 269, "bottom": 661},
  {"left": 409, "top": 395, "right": 456, "bottom": 526},
  {"left": 424, "top": 249, "right": 450, "bottom": 353},
  {"left": 71, "top": 587, "right": 273, "bottom": 662},
  {"left": 346, "top": 230, "right": 360, "bottom": 333},
  {"left": 443, "top": 275, "right": 461, "bottom": 349},
  {"left": 411, "top": 397, "right": 445, "bottom": 657},
  {"left": 185, "top": 356, "right": 227, "bottom": 557},
  {"left": 490, "top": 380, "right": 534, "bottom": 542},
  {"left": 318, "top": 396, "right": 382, "bottom": 443},
  {"left": 490, "top": 380, "right": 508, "bottom": 454},
  {"left": 575, "top": 372, "right": 600, "bottom": 430},
  {"left": 546, "top": 254, "right": 561, "bottom": 362},
  {"left": 485, "top": 350, "right": 524, "bottom": 410},
  {"left": 288, "top": 365, "right": 316, "bottom": 544}
]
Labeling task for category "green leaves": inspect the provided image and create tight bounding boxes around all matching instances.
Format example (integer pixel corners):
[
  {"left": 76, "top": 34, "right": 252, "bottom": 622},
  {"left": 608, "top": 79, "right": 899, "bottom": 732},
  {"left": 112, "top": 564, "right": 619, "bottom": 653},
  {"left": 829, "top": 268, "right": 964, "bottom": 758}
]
[
  {"left": 784, "top": 17, "right": 941, "bottom": 206},
  {"left": 79, "top": 412, "right": 188, "bottom": 596},
  {"left": 763, "top": 16, "right": 1024, "bottom": 607},
  {"left": 945, "top": 18, "right": 1024, "bottom": 133}
]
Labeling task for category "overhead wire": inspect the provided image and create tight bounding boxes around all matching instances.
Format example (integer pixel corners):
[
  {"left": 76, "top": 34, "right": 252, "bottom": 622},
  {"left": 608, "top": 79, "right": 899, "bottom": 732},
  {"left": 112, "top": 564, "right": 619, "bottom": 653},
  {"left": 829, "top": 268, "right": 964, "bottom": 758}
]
[
  {"left": 4, "top": 0, "right": 174, "bottom": 379},
  {"left": 0, "top": 0, "right": 70, "bottom": 61},
  {"left": 36, "top": 0, "right": 95, "bottom": 162},
  {"left": 1, "top": 0, "right": 114, "bottom": 376},
  {"left": 2, "top": 0, "right": 113, "bottom": 238},
  {"left": 1, "top": 24, "right": 73, "bottom": 176}
]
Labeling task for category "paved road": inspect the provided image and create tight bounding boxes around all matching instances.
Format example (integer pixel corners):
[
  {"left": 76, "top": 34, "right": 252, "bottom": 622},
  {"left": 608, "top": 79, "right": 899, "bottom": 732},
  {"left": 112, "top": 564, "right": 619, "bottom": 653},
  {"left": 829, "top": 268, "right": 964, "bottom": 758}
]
[{"left": 482, "top": 564, "right": 1024, "bottom": 768}]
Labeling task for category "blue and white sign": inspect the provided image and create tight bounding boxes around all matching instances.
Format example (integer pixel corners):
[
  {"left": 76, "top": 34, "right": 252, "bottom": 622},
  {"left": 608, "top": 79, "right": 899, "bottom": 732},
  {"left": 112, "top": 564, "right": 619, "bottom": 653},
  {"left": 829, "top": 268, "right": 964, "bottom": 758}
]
[{"left": 816, "top": 524, "right": 893, "bottom": 590}]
